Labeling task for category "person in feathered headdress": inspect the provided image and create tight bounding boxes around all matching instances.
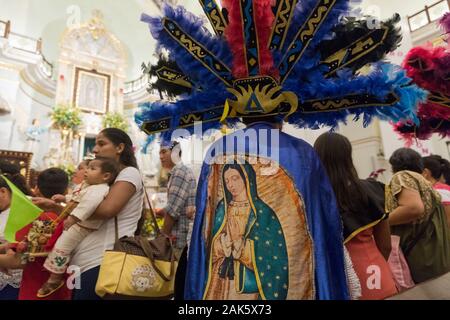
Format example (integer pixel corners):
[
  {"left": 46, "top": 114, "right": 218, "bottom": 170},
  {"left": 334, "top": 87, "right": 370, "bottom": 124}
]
[
  {"left": 137, "top": 0, "right": 426, "bottom": 300},
  {"left": 394, "top": 13, "right": 450, "bottom": 144}
]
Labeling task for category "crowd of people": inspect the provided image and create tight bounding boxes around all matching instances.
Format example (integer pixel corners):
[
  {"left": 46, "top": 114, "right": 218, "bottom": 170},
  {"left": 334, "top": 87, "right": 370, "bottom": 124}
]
[
  {"left": 315, "top": 133, "right": 450, "bottom": 299},
  {"left": 0, "top": 126, "right": 450, "bottom": 300}
]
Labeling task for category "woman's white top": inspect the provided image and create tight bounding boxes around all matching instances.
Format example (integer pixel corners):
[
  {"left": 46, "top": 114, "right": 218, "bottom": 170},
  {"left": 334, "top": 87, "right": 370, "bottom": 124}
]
[
  {"left": 71, "top": 167, "right": 143, "bottom": 273},
  {"left": 0, "top": 208, "right": 9, "bottom": 245}
]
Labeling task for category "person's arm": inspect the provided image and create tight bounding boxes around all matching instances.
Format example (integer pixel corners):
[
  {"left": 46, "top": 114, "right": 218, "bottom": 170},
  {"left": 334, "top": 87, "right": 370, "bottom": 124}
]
[
  {"left": 186, "top": 206, "right": 195, "bottom": 220},
  {"left": 90, "top": 181, "right": 136, "bottom": 220},
  {"left": 388, "top": 188, "right": 425, "bottom": 226},
  {"left": 186, "top": 179, "right": 197, "bottom": 220},
  {"left": 31, "top": 197, "right": 64, "bottom": 214},
  {"left": 373, "top": 219, "right": 392, "bottom": 260},
  {"left": 162, "top": 214, "right": 175, "bottom": 235},
  {"left": 0, "top": 250, "right": 24, "bottom": 270}
]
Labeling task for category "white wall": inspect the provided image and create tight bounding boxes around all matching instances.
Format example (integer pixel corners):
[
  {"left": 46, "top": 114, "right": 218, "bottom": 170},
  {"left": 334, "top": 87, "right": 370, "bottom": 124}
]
[
  {"left": 0, "top": 66, "right": 55, "bottom": 169},
  {"left": 359, "top": 0, "right": 450, "bottom": 163},
  {"left": 360, "top": 0, "right": 439, "bottom": 19},
  {"left": 0, "top": 1, "right": 30, "bottom": 35},
  {"left": 0, "top": 67, "right": 21, "bottom": 150},
  {"left": 0, "top": 0, "right": 159, "bottom": 81}
]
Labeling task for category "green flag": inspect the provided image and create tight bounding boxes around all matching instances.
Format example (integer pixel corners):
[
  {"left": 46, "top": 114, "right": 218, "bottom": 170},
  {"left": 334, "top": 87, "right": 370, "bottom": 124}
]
[{"left": 2, "top": 175, "right": 42, "bottom": 243}]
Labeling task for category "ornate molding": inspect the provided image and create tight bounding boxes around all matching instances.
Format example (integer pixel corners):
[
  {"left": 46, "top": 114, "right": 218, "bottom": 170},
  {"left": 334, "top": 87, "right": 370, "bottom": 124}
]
[
  {"left": 20, "top": 69, "right": 55, "bottom": 98},
  {"left": 59, "top": 10, "right": 127, "bottom": 64},
  {"left": 0, "top": 61, "right": 22, "bottom": 71}
]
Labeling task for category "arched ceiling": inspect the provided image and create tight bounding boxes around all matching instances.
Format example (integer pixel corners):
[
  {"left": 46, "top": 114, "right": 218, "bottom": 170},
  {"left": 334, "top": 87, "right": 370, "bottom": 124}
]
[
  {"left": 0, "top": 0, "right": 218, "bottom": 81},
  {"left": 0, "top": 0, "right": 438, "bottom": 80},
  {"left": 0, "top": 0, "right": 174, "bottom": 80}
]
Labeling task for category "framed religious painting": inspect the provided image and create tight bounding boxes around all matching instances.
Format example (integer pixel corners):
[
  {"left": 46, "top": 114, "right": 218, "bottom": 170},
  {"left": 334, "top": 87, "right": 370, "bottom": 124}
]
[
  {"left": 73, "top": 67, "right": 111, "bottom": 114},
  {"left": 0, "top": 150, "right": 33, "bottom": 184}
]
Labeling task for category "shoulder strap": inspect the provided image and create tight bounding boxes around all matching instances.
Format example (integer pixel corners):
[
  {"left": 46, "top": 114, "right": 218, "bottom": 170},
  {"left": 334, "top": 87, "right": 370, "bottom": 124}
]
[
  {"left": 142, "top": 181, "right": 161, "bottom": 235},
  {"left": 114, "top": 216, "right": 119, "bottom": 242},
  {"left": 402, "top": 173, "right": 440, "bottom": 256},
  {"left": 139, "top": 236, "right": 176, "bottom": 282}
]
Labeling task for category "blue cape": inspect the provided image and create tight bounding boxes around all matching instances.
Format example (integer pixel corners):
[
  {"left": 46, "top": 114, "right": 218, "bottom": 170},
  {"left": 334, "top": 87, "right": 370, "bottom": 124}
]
[{"left": 185, "top": 122, "right": 349, "bottom": 300}]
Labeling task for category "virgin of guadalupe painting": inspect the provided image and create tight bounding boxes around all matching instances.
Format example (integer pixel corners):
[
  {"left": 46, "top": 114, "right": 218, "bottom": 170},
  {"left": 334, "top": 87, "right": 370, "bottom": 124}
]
[
  {"left": 203, "top": 159, "right": 314, "bottom": 300},
  {"left": 74, "top": 68, "right": 110, "bottom": 114}
]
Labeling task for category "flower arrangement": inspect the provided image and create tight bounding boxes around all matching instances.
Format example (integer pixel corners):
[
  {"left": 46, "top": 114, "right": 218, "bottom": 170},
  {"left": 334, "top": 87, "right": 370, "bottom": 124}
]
[
  {"left": 140, "top": 210, "right": 165, "bottom": 239},
  {"left": 58, "top": 163, "right": 76, "bottom": 180},
  {"left": 102, "top": 112, "right": 129, "bottom": 132},
  {"left": 49, "top": 105, "right": 81, "bottom": 167},
  {"left": 49, "top": 104, "right": 82, "bottom": 131}
]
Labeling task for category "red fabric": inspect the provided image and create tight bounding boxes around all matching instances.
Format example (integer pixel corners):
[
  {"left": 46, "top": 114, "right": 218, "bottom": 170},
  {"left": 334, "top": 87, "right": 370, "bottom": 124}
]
[
  {"left": 223, "top": 0, "right": 278, "bottom": 79},
  {"left": 434, "top": 182, "right": 450, "bottom": 205},
  {"left": 394, "top": 44, "right": 450, "bottom": 142},
  {"left": 223, "top": 0, "right": 247, "bottom": 78},
  {"left": 253, "top": 0, "right": 278, "bottom": 79},
  {"left": 17, "top": 212, "right": 71, "bottom": 300},
  {"left": 346, "top": 228, "right": 398, "bottom": 300}
]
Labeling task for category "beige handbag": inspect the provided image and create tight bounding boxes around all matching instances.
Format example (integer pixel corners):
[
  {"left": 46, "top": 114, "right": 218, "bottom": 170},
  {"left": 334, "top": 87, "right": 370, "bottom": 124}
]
[{"left": 95, "top": 188, "right": 177, "bottom": 299}]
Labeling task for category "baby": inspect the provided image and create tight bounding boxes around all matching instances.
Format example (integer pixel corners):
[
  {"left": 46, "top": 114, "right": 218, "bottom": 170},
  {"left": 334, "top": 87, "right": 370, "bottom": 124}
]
[{"left": 37, "top": 157, "right": 119, "bottom": 298}]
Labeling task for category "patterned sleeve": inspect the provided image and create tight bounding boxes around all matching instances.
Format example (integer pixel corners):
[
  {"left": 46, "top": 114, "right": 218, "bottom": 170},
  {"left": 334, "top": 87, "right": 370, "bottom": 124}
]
[
  {"left": 187, "top": 175, "right": 197, "bottom": 209},
  {"left": 163, "top": 168, "right": 189, "bottom": 219},
  {"left": 389, "top": 172, "right": 420, "bottom": 198}
]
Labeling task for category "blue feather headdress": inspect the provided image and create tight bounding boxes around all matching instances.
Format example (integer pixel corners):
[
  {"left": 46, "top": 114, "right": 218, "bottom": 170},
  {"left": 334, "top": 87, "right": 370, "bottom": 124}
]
[{"left": 136, "top": 0, "right": 427, "bottom": 138}]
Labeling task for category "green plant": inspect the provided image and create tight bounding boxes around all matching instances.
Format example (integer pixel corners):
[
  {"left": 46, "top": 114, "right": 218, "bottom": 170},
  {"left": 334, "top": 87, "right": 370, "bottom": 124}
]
[
  {"left": 141, "top": 214, "right": 165, "bottom": 239},
  {"left": 102, "top": 112, "right": 129, "bottom": 132},
  {"left": 58, "top": 163, "right": 76, "bottom": 180},
  {"left": 50, "top": 105, "right": 82, "bottom": 131}
]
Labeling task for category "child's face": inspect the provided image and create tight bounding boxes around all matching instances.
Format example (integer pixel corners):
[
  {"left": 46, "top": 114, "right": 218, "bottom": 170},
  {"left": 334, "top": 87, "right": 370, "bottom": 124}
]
[
  {"left": 72, "top": 162, "right": 88, "bottom": 185},
  {"left": 84, "top": 160, "right": 111, "bottom": 185},
  {"left": 0, "top": 187, "right": 11, "bottom": 212}
]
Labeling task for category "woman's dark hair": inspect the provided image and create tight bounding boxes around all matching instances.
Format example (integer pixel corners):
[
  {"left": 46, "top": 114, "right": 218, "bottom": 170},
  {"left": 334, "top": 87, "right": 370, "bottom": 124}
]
[
  {"left": 423, "top": 156, "right": 442, "bottom": 180},
  {"left": 0, "top": 176, "right": 9, "bottom": 192},
  {"left": 389, "top": 148, "right": 424, "bottom": 174},
  {"left": 0, "top": 159, "right": 20, "bottom": 175},
  {"left": 0, "top": 173, "right": 32, "bottom": 196},
  {"left": 0, "top": 159, "right": 33, "bottom": 195},
  {"left": 100, "top": 128, "right": 138, "bottom": 169},
  {"left": 314, "top": 132, "right": 368, "bottom": 214},
  {"left": 427, "top": 155, "right": 450, "bottom": 184},
  {"left": 37, "top": 168, "right": 69, "bottom": 198},
  {"left": 440, "top": 158, "right": 450, "bottom": 184}
]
